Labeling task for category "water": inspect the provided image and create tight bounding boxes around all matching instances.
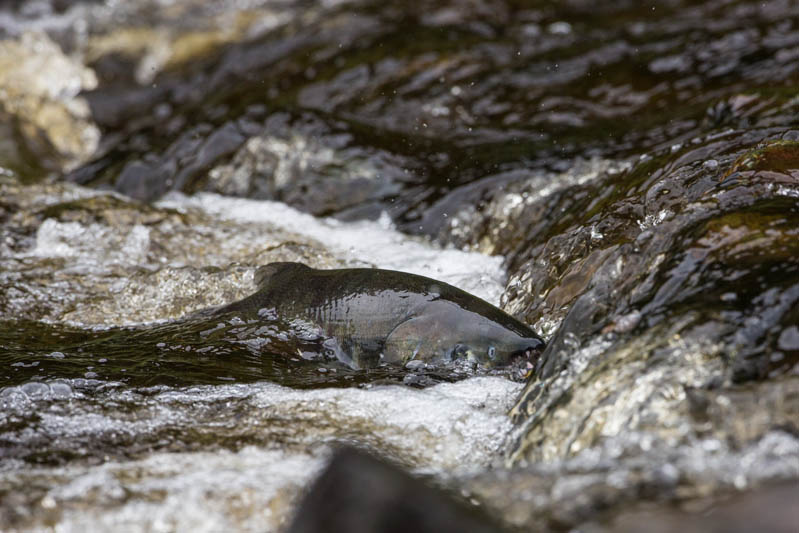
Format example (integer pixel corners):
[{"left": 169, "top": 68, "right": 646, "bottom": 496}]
[
  {"left": 158, "top": 192, "right": 506, "bottom": 304},
  {"left": 0, "top": 179, "right": 521, "bottom": 530},
  {"left": 0, "top": 376, "right": 521, "bottom": 531}
]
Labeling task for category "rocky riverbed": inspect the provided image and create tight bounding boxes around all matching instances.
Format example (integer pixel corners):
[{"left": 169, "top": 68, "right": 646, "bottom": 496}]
[{"left": 1, "top": 0, "right": 798, "bottom": 531}]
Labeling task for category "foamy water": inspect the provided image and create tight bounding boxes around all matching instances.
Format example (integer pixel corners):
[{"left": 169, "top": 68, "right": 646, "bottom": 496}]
[
  {"left": 2, "top": 183, "right": 521, "bottom": 532},
  {"left": 0, "top": 377, "right": 522, "bottom": 532},
  {"left": 158, "top": 192, "right": 506, "bottom": 305}
]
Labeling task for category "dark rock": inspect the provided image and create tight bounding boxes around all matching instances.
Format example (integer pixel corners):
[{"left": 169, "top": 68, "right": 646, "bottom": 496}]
[
  {"left": 58, "top": 0, "right": 799, "bottom": 224},
  {"left": 204, "top": 112, "right": 414, "bottom": 216},
  {"left": 287, "top": 447, "right": 502, "bottom": 533},
  {"left": 116, "top": 158, "right": 172, "bottom": 201},
  {"left": 85, "top": 83, "right": 171, "bottom": 130},
  {"left": 607, "top": 482, "right": 799, "bottom": 533},
  {"left": 171, "top": 120, "right": 247, "bottom": 191}
]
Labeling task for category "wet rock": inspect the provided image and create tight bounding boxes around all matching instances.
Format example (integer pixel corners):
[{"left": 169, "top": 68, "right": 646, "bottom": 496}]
[
  {"left": 495, "top": 138, "right": 799, "bottom": 463},
  {"left": 460, "top": 428, "right": 799, "bottom": 531},
  {"left": 604, "top": 482, "right": 799, "bottom": 533},
  {"left": 43, "top": 0, "right": 796, "bottom": 225},
  {"left": 205, "top": 112, "right": 413, "bottom": 217},
  {"left": 422, "top": 132, "right": 799, "bottom": 526},
  {"left": 432, "top": 136, "right": 799, "bottom": 469},
  {"left": 288, "top": 447, "right": 501, "bottom": 533},
  {"left": 70, "top": 109, "right": 417, "bottom": 214},
  {"left": 0, "top": 32, "right": 99, "bottom": 177},
  {"left": 111, "top": 119, "right": 252, "bottom": 202}
]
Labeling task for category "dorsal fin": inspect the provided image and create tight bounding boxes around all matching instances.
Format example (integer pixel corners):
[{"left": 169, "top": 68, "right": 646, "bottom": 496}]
[{"left": 254, "top": 262, "right": 311, "bottom": 289}]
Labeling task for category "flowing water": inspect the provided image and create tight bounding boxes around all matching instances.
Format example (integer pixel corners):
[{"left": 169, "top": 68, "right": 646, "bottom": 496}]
[{"left": 0, "top": 184, "right": 522, "bottom": 531}]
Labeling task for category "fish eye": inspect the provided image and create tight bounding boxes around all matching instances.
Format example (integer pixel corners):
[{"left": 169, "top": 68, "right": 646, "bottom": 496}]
[
  {"left": 451, "top": 343, "right": 466, "bottom": 360},
  {"left": 488, "top": 346, "right": 496, "bottom": 359}
]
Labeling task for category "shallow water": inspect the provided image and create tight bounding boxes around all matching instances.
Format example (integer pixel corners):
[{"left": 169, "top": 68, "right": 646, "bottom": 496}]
[
  {"left": 0, "top": 373, "right": 520, "bottom": 531},
  {"left": 0, "top": 178, "right": 521, "bottom": 530}
]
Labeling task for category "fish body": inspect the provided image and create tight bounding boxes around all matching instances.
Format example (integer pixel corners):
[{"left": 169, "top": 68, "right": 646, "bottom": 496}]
[{"left": 220, "top": 262, "right": 545, "bottom": 369}]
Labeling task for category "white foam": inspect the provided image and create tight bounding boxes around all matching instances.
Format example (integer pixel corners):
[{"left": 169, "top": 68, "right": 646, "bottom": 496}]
[
  {"left": 31, "top": 219, "right": 151, "bottom": 265},
  {"left": 158, "top": 192, "right": 506, "bottom": 304},
  {"left": 1, "top": 376, "right": 522, "bottom": 531},
  {"left": 46, "top": 448, "right": 324, "bottom": 533},
  {"left": 227, "top": 376, "right": 520, "bottom": 472}
]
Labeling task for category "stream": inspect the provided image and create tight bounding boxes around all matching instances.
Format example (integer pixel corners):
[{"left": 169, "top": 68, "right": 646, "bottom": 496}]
[{"left": 1, "top": 1, "right": 798, "bottom": 531}]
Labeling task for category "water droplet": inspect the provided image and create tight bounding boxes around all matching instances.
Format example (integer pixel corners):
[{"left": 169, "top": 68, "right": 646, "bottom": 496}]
[
  {"left": 40, "top": 496, "right": 56, "bottom": 509},
  {"left": 547, "top": 21, "right": 572, "bottom": 35}
]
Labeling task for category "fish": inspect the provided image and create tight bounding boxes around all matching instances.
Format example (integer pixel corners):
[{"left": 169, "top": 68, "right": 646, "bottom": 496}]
[{"left": 218, "top": 262, "right": 545, "bottom": 370}]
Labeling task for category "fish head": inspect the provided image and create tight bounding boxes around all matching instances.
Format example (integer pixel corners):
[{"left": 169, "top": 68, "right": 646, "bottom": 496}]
[
  {"left": 435, "top": 309, "right": 545, "bottom": 370},
  {"left": 448, "top": 330, "right": 545, "bottom": 370},
  {"left": 384, "top": 302, "right": 545, "bottom": 371}
]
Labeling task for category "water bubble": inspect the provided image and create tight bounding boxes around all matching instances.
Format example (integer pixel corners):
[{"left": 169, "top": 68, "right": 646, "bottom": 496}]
[
  {"left": 49, "top": 382, "right": 73, "bottom": 399},
  {"left": 547, "top": 21, "right": 572, "bottom": 35},
  {"left": 522, "top": 24, "right": 541, "bottom": 37},
  {"left": 40, "top": 495, "right": 57, "bottom": 509},
  {"left": 777, "top": 326, "right": 799, "bottom": 351},
  {"left": 21, "top": 382, "right": 50, "bottom": 399},
  {"left": 405, "top": 360, "right": 426, "bottom": 371},
  {"left": 776, "top": 186, "right": 799, "bottom": 198}
]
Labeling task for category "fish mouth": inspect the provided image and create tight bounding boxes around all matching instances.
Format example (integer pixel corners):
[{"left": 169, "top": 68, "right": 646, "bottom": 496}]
[{"left": 509, "top": 343, "right": 545, "bottom": 380}]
